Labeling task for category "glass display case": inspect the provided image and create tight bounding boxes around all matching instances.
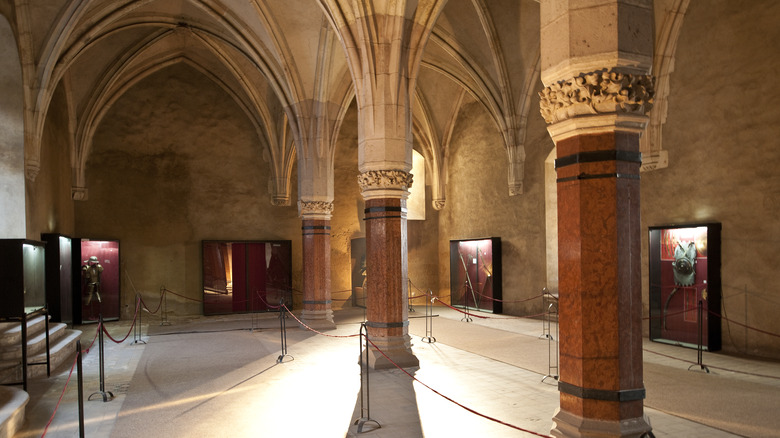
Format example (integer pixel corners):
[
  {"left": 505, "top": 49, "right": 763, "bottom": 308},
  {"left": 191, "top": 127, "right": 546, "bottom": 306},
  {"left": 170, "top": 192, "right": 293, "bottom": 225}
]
[
  {"left": 42, "top": 234, "right": 73, "bottom": 323},
  {"left": 202, "top": 240, "right": 292, "bottom": 315},
  {"left": 0, "top": 239, "right": 46, "bottom": 318},
  {"left": 449, "top": 237, "right": 502, "bottom": 313},
  {"left": 648, "top": 223, "right": 722, "bottom": 351},
  {"left": 72, "top": 239, "right": 120, "bottom": 323}
]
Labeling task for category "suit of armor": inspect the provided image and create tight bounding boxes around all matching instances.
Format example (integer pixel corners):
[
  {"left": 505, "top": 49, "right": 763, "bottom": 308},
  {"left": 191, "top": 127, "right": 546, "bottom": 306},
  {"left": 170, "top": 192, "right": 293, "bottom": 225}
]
[{"left": 83, "top": 256, "right": 103, "bottom": 305}]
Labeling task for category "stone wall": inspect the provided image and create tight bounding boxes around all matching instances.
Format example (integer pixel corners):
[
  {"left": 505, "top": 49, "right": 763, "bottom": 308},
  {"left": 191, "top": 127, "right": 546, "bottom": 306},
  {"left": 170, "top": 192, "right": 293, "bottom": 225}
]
[
  {"left": 640, "top": 0, "right": 780, "bottom": 358},
  {"left": 75, "top": 64, "right": 301, "bottom": 318}
]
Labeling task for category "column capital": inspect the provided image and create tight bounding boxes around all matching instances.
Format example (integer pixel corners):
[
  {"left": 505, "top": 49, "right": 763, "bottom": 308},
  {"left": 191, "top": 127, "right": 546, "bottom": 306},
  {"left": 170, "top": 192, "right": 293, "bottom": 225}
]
[
  {"left": 357, "top": 169, "right": 413, "bottom": 201},
  {"left": 539, "top": 70, "right": 654, "bottom": 142},
  {"left": 298, "top": 200, "right": 334, "bottom": 220}
]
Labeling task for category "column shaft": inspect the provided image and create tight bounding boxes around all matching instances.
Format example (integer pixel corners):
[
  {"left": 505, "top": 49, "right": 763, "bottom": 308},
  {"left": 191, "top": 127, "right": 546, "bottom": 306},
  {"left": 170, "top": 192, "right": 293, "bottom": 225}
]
[
  {"left": 552, "top": 131, "right": 649, "bottom": 436},
  {"left": 364, "top": 197, "right": 418, "bottom": 369},
  {"left": 301, "top": 219, "right": 336, "bottom": 329}
]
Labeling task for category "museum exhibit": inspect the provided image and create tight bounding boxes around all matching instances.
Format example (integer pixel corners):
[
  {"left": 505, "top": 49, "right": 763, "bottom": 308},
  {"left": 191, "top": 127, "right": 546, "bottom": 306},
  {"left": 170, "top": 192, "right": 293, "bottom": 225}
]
[
  {"left": 648, "top": 224, "right": 722, "bottom": 351},
  {"left": 449, "top": 237, "right": 502, "bottom": 313},
  {"left": 202, "top": 240, "right": 292, "bottom": 315},
  {"left": 1, "top": 0, "right": 779, "bottom": 437}
]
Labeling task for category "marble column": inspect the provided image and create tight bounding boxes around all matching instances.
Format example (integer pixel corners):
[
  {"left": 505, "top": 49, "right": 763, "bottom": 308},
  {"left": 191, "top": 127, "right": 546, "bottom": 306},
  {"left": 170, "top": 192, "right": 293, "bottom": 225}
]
[
  {"left": 358, "top": 170, "right": 419, "bottom": 369},
  {"left": 300, "top": 200, "right": 336, "bottom": 330},
  {"left": 539, "top": 1, "right": 654, "bottom": 436}
]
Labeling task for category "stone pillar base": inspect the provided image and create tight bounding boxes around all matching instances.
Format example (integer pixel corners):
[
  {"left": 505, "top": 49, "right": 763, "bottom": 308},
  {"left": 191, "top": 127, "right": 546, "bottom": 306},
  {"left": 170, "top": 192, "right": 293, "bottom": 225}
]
[
  {"left": 551, "top": 408, "right": 652, "bottom": 438},
  {"left": 300, "top": 309, "right": 336, "bottom": 330},
  {"left": 364, "top": 334, "right": 419, "bottom": 370}
]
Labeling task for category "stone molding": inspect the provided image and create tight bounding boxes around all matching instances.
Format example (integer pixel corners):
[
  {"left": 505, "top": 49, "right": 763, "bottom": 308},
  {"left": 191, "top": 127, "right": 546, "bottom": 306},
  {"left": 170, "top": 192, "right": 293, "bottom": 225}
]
[
  {"left": 298, "top": 200, "right": 334, "bottom": 219},
  {"left": 539, "top": 70, "right": 654, "bottom": 125},
  {"left": 71, "top": 186, "right": 88, "bottom": 201},
  {"left": 357, "top": 170, "right": 413, "bottom": 200}
]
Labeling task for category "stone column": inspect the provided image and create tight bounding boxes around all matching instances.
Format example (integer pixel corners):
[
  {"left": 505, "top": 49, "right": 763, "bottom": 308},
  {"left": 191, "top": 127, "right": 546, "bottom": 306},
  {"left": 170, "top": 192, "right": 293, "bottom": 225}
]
[
  {"left": 358, "top": 170, "right": 418, "bottom": 369},
  {"left": 299, "top": 200, "right": 336, "bottom": 330},
  {"left": 539, "top": 1, "right": 654, "bottom": 436}
]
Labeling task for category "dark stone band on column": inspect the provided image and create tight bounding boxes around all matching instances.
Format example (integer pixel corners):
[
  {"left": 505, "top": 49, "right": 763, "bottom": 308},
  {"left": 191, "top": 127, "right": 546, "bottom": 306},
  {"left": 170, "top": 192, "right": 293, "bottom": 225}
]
[
  {"left": 366, "top": 320, "right": 409, "bottom": 328},
  {"left": 302, "top": 225, "right": 331, "bottom": 230},
  {"left": 557, "top": 173, "right": 640, "bottom": 183},
  {"left": 558, "top": 381, "right": 645, "bottom": 402},
  {"left": 364, "top": 206, "right": 404, "bottom": 213},
  {"left": 555, "top": 150, "right": 642, "bottom": 169}
]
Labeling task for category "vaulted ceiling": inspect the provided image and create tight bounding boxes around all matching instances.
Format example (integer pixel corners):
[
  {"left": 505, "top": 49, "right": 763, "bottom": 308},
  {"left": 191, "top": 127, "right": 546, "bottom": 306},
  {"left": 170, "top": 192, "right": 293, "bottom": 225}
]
[{"left": 1, "top": 0, "right": 685, "bottom": 207}]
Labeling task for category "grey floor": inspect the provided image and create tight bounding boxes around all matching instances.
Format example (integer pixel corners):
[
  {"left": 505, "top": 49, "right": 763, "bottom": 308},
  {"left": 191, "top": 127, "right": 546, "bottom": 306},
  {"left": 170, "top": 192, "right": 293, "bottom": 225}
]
[{"left": 13, "top": 305, "right": 780, "bottom": 437}]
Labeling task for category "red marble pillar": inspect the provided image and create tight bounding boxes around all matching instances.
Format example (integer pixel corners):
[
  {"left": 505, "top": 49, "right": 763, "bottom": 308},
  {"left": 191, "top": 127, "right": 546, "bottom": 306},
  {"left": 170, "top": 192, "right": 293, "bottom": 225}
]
[
  {"left": 300, "top": 203, "right": 335, "bottom": 329},
  {"left": 363, "top": 197, "right": 418, "bottom": 369},
  {"left": 552, "top": 131, "right": 649, "bottom": 437}
]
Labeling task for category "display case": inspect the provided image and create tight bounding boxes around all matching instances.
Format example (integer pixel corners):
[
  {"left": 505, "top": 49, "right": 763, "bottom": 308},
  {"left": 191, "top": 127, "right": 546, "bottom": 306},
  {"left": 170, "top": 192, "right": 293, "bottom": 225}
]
[
  {"left": 202, "top": 240, "right": 292, "bottom": 315},
  {"left": 648, "top": 224, "right": 721, "bottom": 351},
  {"left": 449, "top": 237, "right": 502, "bottom": 313},
  {"left": 350, "top": 238, "right": 367, "bottom": 308},
  {"left": 72, "top": 239, "right": 120, "bottom": 323},
  {"left": 41, "top": 234, "right": 73, "bottom": 323},
  {"left": 0, "top": 239, "right": 46, "bottom": 318}
]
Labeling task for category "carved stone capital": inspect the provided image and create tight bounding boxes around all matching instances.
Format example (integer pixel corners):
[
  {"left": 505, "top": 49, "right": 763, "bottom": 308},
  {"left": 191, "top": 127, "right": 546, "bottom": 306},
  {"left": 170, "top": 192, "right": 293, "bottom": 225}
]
[
  {"left": 539, "top": 70, "right": 654, "bottom": 125},
  {"left": 72, "top": 186, "right": 88, "bottom": 201},
  {"left": 298, "top": 200, "right": 334, "bottom": 219},
  {"left": 432, "top": 199, "right": 446, "bottom": 211},
  {"left": 357, "top": 170, "right": 413, "bottom": 200},
  {"left": 25, "top": 161, "right": 40, "bottom": 182},
  {"left": 271, "top": 195, "right": 290, "bottom": 206}
]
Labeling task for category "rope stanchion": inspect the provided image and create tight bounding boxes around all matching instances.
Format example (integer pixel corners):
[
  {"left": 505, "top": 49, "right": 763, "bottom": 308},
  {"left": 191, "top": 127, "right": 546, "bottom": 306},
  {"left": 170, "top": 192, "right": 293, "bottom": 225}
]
[
  {"left": 422, "top": 290, "right": 436, "bottom": 344},
  {"left": 363, "top": 336, "right": 553, "bottom": 437},
  {"left": 353, "top": 323, "right": 380, "bottom": 433},
  {"left": 160, "top": 286, "right": 170, "bottom": 326},
  {"left": 688, "top": 300, "right": 710, "bottom": 373},
  {"left": 88, "top": 316, "right": 115, "bottom": 402},
  {"left": 133, "top": 294, "right": 146, "bottom": 344},
  {"left": 277, "top": 299, "right": 293, "bottom": 363},
  {"left": 541, "top": 292, "right": 559, "bottom": 383}
]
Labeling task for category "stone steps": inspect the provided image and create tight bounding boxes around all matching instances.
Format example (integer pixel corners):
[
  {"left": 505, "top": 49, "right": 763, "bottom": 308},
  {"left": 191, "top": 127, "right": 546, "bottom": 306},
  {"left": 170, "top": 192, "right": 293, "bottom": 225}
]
[{"left": 0, "top": 316, "right": 82, "bottom": 438}]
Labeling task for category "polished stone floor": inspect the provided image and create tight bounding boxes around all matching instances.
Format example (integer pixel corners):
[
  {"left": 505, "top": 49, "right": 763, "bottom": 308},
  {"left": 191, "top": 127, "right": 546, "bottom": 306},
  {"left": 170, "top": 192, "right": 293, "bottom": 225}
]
[{"left": 13, "top": 305, "right": 780, "bottom": 437}]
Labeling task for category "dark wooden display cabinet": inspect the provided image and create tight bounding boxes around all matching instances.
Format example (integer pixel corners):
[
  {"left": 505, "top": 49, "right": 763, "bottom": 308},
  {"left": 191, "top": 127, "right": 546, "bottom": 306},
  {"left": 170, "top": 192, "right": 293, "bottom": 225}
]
[
  {"left": 449, "top": 237, "right": 502, "bottom": 314},
  {"left": 0, "top": 239, "right": 50, "bottom": 389}
]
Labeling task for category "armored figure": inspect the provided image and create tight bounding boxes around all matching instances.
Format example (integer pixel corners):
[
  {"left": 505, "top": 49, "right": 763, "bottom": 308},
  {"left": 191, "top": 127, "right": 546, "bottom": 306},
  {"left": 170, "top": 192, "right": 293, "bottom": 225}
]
[{"left": 82, "top": 256, "right": 103, "bottom": 305}]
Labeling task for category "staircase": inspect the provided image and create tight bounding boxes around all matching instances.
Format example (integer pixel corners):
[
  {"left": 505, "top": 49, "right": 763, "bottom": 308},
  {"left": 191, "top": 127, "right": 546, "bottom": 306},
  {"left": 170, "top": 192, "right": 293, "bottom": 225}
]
[{"left": 0, "top": 315, "right": 82, "bottom": 438}]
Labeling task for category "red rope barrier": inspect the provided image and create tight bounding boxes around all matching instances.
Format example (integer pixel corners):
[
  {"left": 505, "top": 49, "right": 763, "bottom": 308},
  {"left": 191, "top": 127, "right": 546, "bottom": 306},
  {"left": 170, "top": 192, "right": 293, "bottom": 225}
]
[
  {"left": 709, "top": 308, "right": 780, "bottom": 338},
  {"left": 102, "top": 299, "right": 140, "bottom": 344},
  {"left": 40, "top": 353, "right": 79, "bottom": 438},
  {"left": 363, "top": 335, "right": 552, "bottom": 437},
  {"left": 139, "top": 291, "right": 163, "bottom": 315},
  {"left": 431, "top": 297, "right": 489, "bottom": 319},
  {"left": 162, "top": 287, "right": 204, "bottom": 303},
  {"left": 82, "top": 322, "right": 101, "bottom": 353},
  {"left": 643, "top": 348, "right": 780, "bottom": 380},
  {"left": 281, "top": 304, "right": 360, "bottom": 338}
]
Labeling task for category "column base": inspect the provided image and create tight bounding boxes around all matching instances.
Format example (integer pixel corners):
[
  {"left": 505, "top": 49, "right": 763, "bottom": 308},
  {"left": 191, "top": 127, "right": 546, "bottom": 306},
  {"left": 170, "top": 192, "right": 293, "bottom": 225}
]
[
  {"left": 300, "top": 309, "right": 336, "bottom": 330},
  {"left": 551, "top": 408, "right": 652, "bottom": 438},
  {"left": 364, "top": 334, "right": 419, "bottom": 370}
]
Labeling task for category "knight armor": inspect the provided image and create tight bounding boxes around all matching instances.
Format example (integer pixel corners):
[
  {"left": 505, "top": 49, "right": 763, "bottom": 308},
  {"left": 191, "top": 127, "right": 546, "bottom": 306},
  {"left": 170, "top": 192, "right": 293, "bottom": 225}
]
[
  {"left": 83, "top": 256, "right": 103, "bottom": 304},
  {"left": 672, "top": 241, "right": 697, "bottom": 286}
]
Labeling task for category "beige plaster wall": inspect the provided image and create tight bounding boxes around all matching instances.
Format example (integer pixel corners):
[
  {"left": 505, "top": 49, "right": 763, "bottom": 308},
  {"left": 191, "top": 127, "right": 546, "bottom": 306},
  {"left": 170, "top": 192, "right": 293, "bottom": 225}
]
[
  {"left": 640, "top": 0, "right": 780, "bottom": 359},
  {"left": 25, "top": 85, "right": 76, "bottom": 240},
  {"left": 75, "top": 64, "right": 301, "bottom": 318},
  {"left": 437, "top": 98, "right": 553, "bottom": 316}
]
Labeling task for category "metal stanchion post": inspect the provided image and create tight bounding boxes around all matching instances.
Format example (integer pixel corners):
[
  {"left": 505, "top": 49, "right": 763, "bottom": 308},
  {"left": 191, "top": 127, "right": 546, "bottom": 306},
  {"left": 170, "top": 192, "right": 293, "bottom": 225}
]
[
  {"left": 133, "top": 295, "right": 146, "bottom": 344},
  {"left": 160, "top": 286, "right": 170, "bottom": 326},
  {"left": 277, "top": 299, "right": 292, "bottom": 363},
  {"left": 354, "top": 323, "right": 380, "bottom": 433},
  {"left": 76, "top": 341, "right": 85, "bottom": 438},
  {"left": 542, "top": 298, "right": 559, "bottom": 383},
  {"left": 422, "top": 290, "right": 436, "bottom": 343},
  {"left": 89, "top": 315, "right": 115, "bottom": 402},
  {"left": 408, "top": 279, "right": 415, "bottom": 313},
  {"left": 688, "top": 300, "right": 710, "bottom": 373}
]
